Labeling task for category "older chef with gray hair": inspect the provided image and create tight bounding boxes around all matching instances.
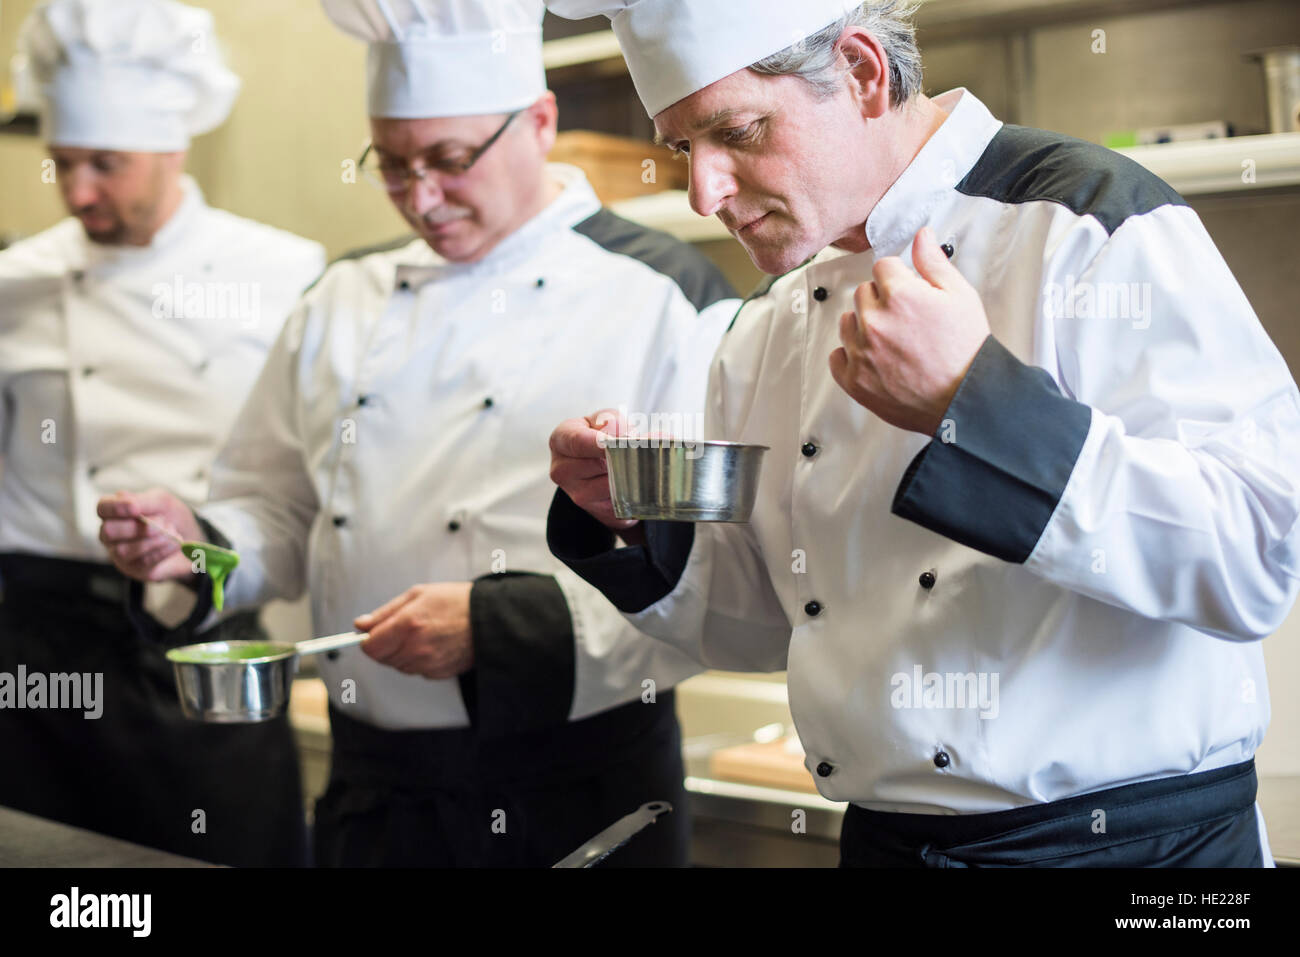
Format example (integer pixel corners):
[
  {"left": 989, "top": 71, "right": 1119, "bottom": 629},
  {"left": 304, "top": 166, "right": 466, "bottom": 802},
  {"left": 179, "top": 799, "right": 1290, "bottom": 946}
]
[
  {"left": 99, "top": 0, "right": 737, "bottom": 866},
  {"left": 547, "top": 0, "right": 1299, "bottom": 866},
  {"left": 0, "top": 0, "right": 324, "bottom": 866}
]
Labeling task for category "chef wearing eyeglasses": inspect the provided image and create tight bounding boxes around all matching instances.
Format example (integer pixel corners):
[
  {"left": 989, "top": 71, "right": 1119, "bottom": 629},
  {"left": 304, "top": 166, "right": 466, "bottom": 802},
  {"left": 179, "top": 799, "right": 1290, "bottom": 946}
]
[{"left": 98, "top": 0, "right": 737, "bottom": 867}]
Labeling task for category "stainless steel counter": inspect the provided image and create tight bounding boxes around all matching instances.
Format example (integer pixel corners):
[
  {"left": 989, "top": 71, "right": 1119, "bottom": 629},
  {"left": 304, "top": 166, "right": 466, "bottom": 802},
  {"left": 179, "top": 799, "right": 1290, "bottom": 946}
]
[
  {"left": 686, "top": 776, "right": 842, "bottom": 867},
  {"left": 0, "top": 806, "right": 215, "bottom": 867}
]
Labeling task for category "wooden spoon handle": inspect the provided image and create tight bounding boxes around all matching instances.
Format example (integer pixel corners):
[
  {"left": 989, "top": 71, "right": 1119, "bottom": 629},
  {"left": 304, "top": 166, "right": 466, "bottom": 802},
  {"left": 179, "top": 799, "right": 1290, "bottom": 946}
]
[{"left": 138, "top": 514, "right": 185, "bottom": 545}]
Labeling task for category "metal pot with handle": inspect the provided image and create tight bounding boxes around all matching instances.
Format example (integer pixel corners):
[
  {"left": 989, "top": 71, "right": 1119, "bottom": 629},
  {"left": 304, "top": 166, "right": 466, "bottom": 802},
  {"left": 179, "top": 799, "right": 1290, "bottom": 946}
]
[
  {"left": 166, "top": 631, "right": 677, "bottom": 865},
  {"left": 164, "top": 632, "right": 366, "bottom": 723}
]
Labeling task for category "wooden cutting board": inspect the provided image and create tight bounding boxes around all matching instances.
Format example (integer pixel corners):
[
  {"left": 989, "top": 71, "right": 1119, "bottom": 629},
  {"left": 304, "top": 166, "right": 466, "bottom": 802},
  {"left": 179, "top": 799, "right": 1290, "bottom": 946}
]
[{"left": 709, "top": 737, "right": 819, "bottom": 794}]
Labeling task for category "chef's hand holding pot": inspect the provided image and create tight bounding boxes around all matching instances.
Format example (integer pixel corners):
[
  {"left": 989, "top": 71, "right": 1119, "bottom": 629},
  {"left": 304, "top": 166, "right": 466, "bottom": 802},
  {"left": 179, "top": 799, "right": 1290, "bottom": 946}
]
[
  {"left": 549, "top": 407, "right": 645, "bottom": 544},
  {"left": 96, "top": 488, "right": 202, "bottom": 582},
  {"left": 353, "top": 584, "right": 474, "bottom": 679},
  {"left": 830, "top": 226, "right": 991, "bottom": 434}
]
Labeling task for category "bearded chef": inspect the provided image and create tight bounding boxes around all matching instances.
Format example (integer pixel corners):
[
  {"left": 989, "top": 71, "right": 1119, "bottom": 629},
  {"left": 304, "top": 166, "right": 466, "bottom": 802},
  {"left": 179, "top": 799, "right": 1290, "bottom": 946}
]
[
  {"left": 0, "top": 0, "right": 325, "bottom": 866},
  {"left": 98, "top": 0, "right": 737, "bottom": 866},
  {"left": 545, "top": 0, "right": 1299, "bottom": 867}
]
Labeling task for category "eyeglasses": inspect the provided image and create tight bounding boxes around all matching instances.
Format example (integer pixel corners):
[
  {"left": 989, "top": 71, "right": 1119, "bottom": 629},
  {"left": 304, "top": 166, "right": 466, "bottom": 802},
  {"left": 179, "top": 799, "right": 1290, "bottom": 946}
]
[{"left": 358, "top": 110, "right": 523, "bottom": 193}]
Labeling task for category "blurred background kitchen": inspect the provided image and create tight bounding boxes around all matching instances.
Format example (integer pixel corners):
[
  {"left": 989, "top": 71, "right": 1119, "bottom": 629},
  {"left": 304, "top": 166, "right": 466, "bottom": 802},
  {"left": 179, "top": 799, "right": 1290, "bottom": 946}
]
[{"left": 2, "top": 0, "right": 1298, "bottom": 865}]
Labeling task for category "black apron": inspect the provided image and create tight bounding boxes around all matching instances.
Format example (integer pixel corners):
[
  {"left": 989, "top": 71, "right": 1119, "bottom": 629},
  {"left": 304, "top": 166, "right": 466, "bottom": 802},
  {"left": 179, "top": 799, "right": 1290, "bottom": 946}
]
[
  {"left": 0, "top": 553, "right": 307, "bottom": 867},
  {"left": 313, "top": 688, "right": 690, "bottom": 867},
  {"left": 840, "top": 758, "right": 1264, "bottom": 867}
]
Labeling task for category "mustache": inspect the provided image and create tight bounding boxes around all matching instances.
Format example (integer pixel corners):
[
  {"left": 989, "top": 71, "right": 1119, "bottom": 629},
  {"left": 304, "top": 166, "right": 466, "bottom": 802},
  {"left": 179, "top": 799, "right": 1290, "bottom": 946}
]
[
  {"left": 74, "top": 205, "right": 114, "bottom": 219},
  {"left": 420, "top": 205, "right": 472, "bottom": 227}
]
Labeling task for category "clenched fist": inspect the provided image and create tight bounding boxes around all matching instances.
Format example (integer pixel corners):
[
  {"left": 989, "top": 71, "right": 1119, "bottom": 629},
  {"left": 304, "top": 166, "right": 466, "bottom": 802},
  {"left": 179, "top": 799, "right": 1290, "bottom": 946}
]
[{"left": 829, "top": 226, "right": 990, "bottom": 435}]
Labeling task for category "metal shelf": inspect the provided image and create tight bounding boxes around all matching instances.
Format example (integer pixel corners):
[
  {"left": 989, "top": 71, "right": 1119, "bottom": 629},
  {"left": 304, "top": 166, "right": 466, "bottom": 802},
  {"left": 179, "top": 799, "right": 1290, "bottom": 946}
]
[
  {"left": 541, "top": 0, "right": 1228, "bottom": 76},
  {"left": 1116, "top": 131, "right": 1300, "bottom": 195},
  {"left": 914, "top": 0, "right": 1225, "bottom": 43}
]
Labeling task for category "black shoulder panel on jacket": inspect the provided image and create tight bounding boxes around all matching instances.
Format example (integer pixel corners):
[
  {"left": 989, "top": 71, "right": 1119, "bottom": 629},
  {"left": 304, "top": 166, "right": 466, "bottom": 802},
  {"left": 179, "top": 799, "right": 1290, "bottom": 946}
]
[
  {"left": 572, "top": 208, "right": 737, "bottom": 311},
  {"left": 957, "top": 125, "right": 1187, "bottom": 236}
]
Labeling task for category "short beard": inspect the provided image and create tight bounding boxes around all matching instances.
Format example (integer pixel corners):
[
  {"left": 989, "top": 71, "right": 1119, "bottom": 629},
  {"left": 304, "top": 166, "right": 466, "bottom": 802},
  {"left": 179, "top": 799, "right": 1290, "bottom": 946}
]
[
  {"left": 86, "top": 156, "right": 168, "bottom": 246},
  {"left": 83, "top": 222, "right": 128, "bottom": 245}
]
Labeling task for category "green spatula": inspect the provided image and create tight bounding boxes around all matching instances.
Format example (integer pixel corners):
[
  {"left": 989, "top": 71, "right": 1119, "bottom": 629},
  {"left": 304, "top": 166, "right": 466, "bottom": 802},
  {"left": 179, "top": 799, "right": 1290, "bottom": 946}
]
[{"left": 141, "top": 515, "right": 241, "bottom": 612}]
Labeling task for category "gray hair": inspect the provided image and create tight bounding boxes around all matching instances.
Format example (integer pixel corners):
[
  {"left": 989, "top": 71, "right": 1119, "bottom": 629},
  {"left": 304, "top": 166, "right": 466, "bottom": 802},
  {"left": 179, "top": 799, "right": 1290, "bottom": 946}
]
[{"left": 749, "top": 1, "right": 924, "bottom": 108}]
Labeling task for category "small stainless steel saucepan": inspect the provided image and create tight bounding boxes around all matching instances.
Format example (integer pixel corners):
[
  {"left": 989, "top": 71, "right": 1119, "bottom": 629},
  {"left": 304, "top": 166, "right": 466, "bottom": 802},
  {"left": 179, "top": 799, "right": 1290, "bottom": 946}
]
[
  {"left": 165, "top": 632, "right": 366, "bottom": 723},
  {"left": 604, "top": 439, "right": 769, "bottom": 523},
  {"left": 167, "top": 630, "right": 673, "bottom": 865}
]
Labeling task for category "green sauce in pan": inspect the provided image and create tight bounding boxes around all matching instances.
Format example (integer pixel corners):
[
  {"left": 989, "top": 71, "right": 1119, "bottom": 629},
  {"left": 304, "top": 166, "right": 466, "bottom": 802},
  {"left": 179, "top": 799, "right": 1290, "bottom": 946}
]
[{"left": 167, "top": 642, "right": 288, "bottom": 664}]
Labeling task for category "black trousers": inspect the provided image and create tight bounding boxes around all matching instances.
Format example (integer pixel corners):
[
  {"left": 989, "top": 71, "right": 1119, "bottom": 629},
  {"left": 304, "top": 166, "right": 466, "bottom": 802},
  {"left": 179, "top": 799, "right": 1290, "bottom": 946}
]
[
  {"left": 0, "top": 554, "right": 307, "bottom": 867},
  {"left": 840, "top": 759, "right": 1264, "bottom": 867},
  {"left": 313, "top": 689, "right": 690, "bottom": 867}
]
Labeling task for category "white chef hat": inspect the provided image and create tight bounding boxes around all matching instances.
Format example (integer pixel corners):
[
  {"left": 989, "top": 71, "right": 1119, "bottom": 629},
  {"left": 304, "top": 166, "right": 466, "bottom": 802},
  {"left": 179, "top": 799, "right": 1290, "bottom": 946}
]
[
  {"left": 547, "top": 0, "right": 863, "bottom": 116},
  {"left": 322, "top": 0, "right": 546, "bottom": 119},
  {"left": 13, "top": 0, "right": 240, "bottom": 152}
]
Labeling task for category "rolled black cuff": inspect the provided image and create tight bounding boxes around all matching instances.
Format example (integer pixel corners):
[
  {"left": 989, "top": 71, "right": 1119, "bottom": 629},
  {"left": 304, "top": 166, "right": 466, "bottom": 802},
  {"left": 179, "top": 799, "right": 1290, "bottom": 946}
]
[
  {"left": 545, "top": 488, "right": 695, "bottom": 614},
  {"left": 891, "top": 335, "right": 1092, "bottom": 563},
  {"left": 462, "top": 572, "right": 576, "bottom": 738}
]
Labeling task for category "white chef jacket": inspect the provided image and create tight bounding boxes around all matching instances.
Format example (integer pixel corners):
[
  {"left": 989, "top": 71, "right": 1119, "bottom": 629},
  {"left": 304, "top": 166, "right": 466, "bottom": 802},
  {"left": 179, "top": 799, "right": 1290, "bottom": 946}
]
[
  {"left": 197, "top": 163, "right": 738, "bottom": 730},
  {"left": 552, "top": 90, "right": 1297, "bottom": 841},
  {"left": 0, "top": 176, "right": 325, "bottom": 561}
]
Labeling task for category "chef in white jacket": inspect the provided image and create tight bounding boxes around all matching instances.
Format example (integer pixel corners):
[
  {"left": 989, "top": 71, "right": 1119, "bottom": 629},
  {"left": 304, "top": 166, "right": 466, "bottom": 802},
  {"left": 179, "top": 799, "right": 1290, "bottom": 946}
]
[
  {"left": 0, "top": 0, "right": 325, "bottom": 866},
  {"left": 546, "top": 0, "right": 1298, "bottom": 866},
  {"left": 99, "top": 0, "right": 737, "bottom": 866}
]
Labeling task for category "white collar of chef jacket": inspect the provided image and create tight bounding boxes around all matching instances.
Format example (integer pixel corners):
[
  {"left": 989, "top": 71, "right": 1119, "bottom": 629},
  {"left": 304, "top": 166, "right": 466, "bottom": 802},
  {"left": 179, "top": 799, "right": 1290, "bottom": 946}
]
[
  {"left": 863, "top": 88, "right": 1004, "bottom": 256},
  {"left": 392, "top": 161, "right": 601, "bottom": 289},
  {"left": 79, "top": 173, "right": 207, "bottom": 271}
]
